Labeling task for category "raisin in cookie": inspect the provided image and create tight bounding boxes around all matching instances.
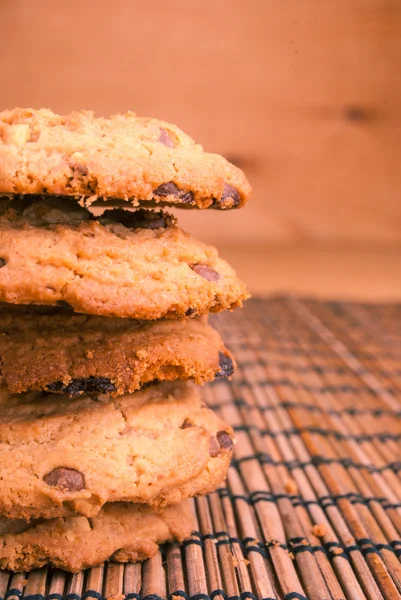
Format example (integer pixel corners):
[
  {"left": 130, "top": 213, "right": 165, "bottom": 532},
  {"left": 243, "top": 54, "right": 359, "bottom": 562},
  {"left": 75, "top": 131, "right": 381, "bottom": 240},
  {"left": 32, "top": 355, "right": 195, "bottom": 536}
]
[
  {"left": 0, "top": 500, "right": 195, "bottom": 572},
  {"left": 0, "top": 108, "right": 251, "bottom": 209},
  {"left": 0, "top": 304, "right": 234, "bottom": 395},
  {"left": 0, "top": 196, "right": 249, "bottom": 318},
  {"left": 0, "top": 381, "right": 234, "bottom": 521}
]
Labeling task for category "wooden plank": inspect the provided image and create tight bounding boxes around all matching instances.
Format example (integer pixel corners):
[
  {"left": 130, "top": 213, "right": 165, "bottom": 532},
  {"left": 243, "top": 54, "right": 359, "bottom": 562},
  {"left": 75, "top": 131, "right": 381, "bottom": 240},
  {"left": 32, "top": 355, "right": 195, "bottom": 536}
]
[{"left": 0, "top": 0, "right": 400, "bottom": 244}]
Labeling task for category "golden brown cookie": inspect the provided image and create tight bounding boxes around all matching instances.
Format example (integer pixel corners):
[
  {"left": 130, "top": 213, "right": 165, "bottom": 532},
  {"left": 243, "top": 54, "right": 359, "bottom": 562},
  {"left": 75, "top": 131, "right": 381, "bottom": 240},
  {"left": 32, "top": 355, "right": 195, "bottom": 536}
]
[
  {"left": 0, "top": 304, "right": 234, "bottom": 395},
  {"left": 0, "top": 381, "right": 234, "bottom": 521},
  {"left": 0, "top": 108, "right": 251, "bottom": 209},
  {"left": 0, "top": 196, "right": 249, "bottom": 318},
  {"left": 0, "top": 499, "right": 195, "bottom": 572}
]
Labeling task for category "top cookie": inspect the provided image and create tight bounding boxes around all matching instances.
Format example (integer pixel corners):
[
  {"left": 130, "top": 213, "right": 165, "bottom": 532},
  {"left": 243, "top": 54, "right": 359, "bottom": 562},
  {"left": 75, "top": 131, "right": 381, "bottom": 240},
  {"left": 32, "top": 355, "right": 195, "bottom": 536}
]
[{"left": 0, "top": 108, "right": 251, "bottom": 209}]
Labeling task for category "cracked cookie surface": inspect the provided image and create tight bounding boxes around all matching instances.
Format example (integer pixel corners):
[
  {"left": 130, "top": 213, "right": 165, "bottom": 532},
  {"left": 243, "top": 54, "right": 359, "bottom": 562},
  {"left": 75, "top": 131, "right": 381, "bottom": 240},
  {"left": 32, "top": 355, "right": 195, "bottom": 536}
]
[
  {"left": 0, "top": 304, "right": 234, "bottom": 395},
  {"left": 0, "top": 196, "right": 249, "bottom": 318},
  {"left": 0, "top": 381, "right": 234, "bottom": 521},
  {"left": 0, "top": 108, "right": 251, "bottom": 209},
  {"left": 0, "top": 500, "right": 195, "bottom": 572}
]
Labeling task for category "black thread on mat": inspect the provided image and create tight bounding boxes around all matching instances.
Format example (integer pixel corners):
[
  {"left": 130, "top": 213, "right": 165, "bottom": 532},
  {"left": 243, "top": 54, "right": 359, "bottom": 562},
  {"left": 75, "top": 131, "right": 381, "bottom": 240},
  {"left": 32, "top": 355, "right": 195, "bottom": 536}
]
[
  {"left": 65, "top": 594, "right": 82, "bottom": 600},
  {"left": 233, "top": 452, "right": 401, "bottom": 475},
  {"left": 202, "top": 533, "right": 216, "bottom": 540},
  {"left": 244, "top": 545, "right": 269, "bottom": 558},
  {"left": 288, "top": 536, "right": 308, "bottom": 545},
  {"left": 182, "top": 539, "right": 203, "bottom": 549},
  {"left": 284, "top": 593, "right": 308, "bottom": 600},
  {"left": 356, "top": 538, "right": 401, "bottom": 558},
  {"left": 48, "top": 595, "right": 64, "bottom": 600},
  {"left": 21, "top": 596, "right": 44, "bottom": 600},
  {"left": 234, "top": 423, "right": 401, "bottom": 443},
  {"left": 267, "top": 400, "right": 401, "bottom": 419},
  {"left": 82, "top": 593, "right": 103, "bottom": 600},
  {"left": 125, "top": 594, "right": 141, "bottom": 600},
  {"left": 237, "top": 358, "right": 353, "bottom": 375},
  {"left": 226, "top": 377, "right": 397, "bottom": 397},
  {"left": 5, "top": 591, "right": 23, "bottom": 600},
  {"left": 219, "top": 487, "right": 401, "bottom": 511},
  {"left": 210, "top": 590, "right": 225, "bottom": 599},
  {"left": 208, "top": 397, "right": 401, "bottom": 419}
]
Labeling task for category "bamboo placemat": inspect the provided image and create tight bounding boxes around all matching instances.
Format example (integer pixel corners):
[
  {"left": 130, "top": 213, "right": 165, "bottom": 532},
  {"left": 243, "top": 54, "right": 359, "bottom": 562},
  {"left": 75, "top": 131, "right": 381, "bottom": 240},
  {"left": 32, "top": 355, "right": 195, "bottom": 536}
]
[{"left": 1, "top": 297, "right": 400, "bottom": 600}]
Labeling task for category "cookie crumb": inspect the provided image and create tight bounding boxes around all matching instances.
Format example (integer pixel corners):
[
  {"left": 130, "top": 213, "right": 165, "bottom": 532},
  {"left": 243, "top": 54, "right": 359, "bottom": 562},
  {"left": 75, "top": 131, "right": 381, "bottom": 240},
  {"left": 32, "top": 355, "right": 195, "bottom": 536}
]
[
  {"left": 312, "top": 524, "right": 326, "bottom": 537},
  {"left": 85, "top": 349, "right": 94, "bottom": 359}
]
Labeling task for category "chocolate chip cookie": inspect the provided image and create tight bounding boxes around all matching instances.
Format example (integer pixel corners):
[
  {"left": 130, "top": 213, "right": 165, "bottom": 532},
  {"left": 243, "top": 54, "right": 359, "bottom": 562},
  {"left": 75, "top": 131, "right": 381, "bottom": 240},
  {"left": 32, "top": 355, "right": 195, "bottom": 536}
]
[
  {"left": 0, "top": 108, "right": 251, "bottom": 209},
  {"left": 0, "top": 500, "right": 195, "bottom": 572},
  {"left": 0, "top": 196, "right": 249, "bottom": 318},
  {"left": 0, "top": 304, "right": 234, "bottom": 395},
  {"left": 0, "top": 381, "right": 234, "bottom": 521}
]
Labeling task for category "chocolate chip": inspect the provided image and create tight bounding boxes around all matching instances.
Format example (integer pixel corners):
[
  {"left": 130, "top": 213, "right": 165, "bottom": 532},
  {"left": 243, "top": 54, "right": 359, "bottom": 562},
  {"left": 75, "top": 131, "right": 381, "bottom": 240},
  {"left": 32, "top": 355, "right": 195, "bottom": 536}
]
[
  {"left": 185, "top": 308, "right": 197, "bottom": 317},
  {"left": 209, "top": 436, "right": 220, "bottom": 457},
  {"left": 209, "top": 431, "right": 234, "bottom": 457},
  {"left": 181, "top": 418, "right": 194, "bottom": 429},
  {"left": 46, "top": 377, "right": 116, "bottom": 396},
  {"left": 71, "top": 164, "right": 89, "bottom": 177},
  {"left": 154, "top": 182, "right": 195, "bottom": 205},
  {"left": 215, "top": 352, "right": 234, "bottom": 378},
  {"left": 192, "top": 264, "right": 220, "bottom": 282},
  {"left": 43, "top": 467, "right": 85, "bottom": 491},
  {"left": 154, "top": 182, "right": 179, "bottom": 196},
  {"left": 221, "top": 183, "right": 241, "bottom": 207},
  {"left": 216, "top": 430, "right": 233, "bottom": 451},
  {"left": 158, "top": 128, "right": 174, "bottom": 148},
  {"left": 100, "top": 208, "right": 175, "bottom": 230},
  {"left": 0, "top": 258, "right": 6, "bottom": 268},
  {"left": 178, "top": 191, "right": 195, "bottom": 204}
]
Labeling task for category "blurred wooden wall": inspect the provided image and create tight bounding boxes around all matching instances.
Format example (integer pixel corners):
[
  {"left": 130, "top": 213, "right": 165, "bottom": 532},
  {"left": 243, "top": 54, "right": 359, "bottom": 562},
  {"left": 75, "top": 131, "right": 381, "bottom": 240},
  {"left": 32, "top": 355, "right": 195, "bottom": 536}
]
[{"left": 0, "top": 0, "right": 400, "bottom": 246}]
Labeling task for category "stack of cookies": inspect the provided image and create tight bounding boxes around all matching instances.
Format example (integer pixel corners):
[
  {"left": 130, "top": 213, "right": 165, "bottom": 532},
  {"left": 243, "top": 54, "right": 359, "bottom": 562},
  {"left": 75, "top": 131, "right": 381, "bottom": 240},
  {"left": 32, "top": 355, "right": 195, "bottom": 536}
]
[{"left": 0, "top": 108, "right": 251, "bottom": 572}]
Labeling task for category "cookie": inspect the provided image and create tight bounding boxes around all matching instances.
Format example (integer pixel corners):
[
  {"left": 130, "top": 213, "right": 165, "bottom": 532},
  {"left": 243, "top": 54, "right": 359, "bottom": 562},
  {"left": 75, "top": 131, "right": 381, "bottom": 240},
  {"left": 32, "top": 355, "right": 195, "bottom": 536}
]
[
  {"left": 0, "top": 304, "right": 234, "bottom": 395},
  {"left": 0, "top": 500, "right": 195, "bottom": 572},
  {"left": 0, "top": 196, "right": 249, "bottom": 319},
  {"left": 0, "top": 108, "right": 251, "bottom": 209},
  {"left": 0, "top": 381, "right": 234, "bottom": 521}
]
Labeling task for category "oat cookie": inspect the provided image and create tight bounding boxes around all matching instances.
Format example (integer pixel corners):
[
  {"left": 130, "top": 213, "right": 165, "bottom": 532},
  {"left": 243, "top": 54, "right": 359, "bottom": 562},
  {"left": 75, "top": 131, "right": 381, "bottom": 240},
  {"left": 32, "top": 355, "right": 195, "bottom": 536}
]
[
  {"left": 0, "top": 196, "right": 249, "bottom": 318},
  {"left": 0, "top": 381, "right": 234, "bottom": 521},
  {"left": 0, "top": 304, "right": 234, "bottom": 395},
  {"left": 0, "top": 500, "right": 195, "bottom": 572},
  {"left": 0, "top": 108, "right": 251, "bottom": 209}
]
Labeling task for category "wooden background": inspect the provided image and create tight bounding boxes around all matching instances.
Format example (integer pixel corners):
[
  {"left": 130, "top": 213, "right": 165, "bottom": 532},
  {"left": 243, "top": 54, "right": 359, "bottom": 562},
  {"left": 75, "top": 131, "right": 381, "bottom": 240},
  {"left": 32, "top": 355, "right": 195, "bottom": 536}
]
[{"left": 1, "top": 0, "right": 401, "bottom": 298}]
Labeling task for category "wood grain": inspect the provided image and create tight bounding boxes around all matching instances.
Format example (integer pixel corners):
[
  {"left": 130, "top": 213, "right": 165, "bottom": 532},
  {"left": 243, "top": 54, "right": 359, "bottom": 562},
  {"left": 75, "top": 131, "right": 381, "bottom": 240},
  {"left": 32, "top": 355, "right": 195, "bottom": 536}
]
[
  {"left": 0, "top": 0, "right": 400, "bottom": 245},
  {"left": 221, "top": 243, "right": 401, "bottom": 301}
]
